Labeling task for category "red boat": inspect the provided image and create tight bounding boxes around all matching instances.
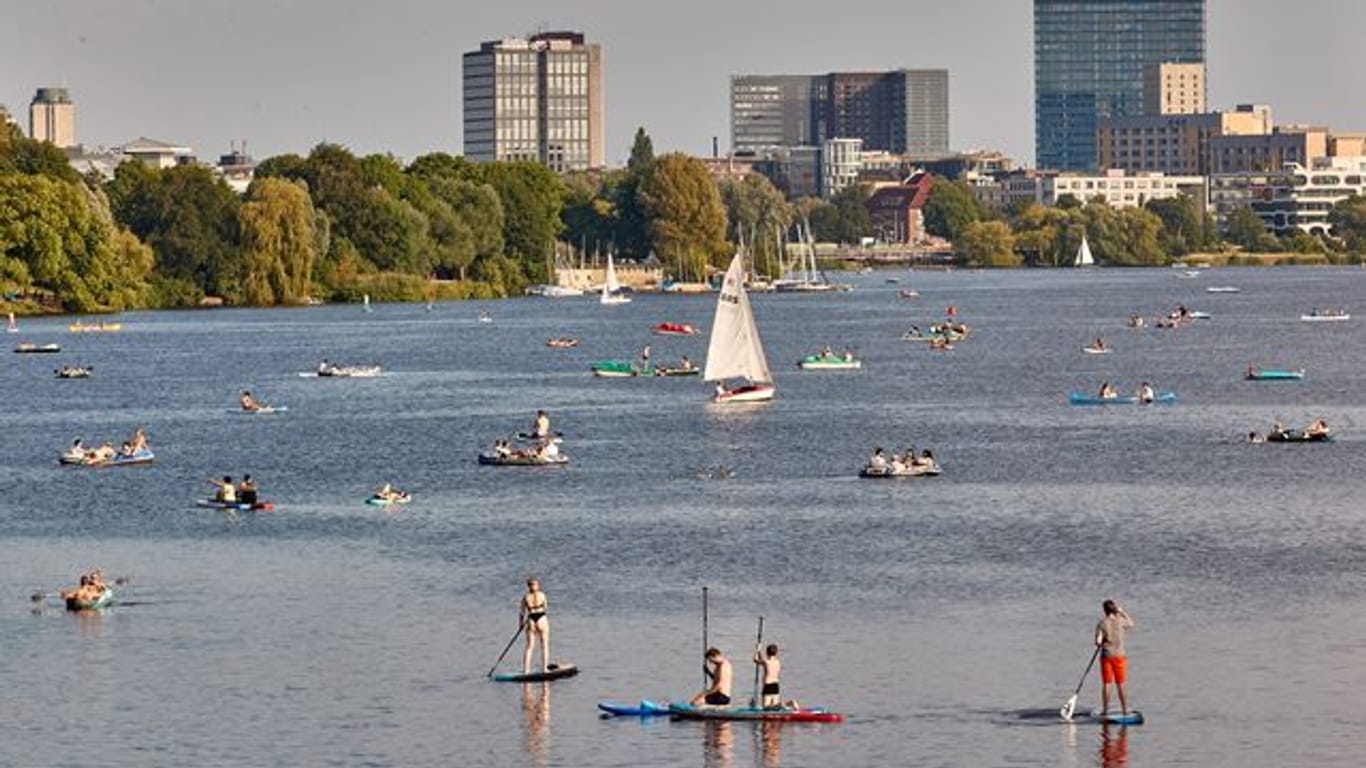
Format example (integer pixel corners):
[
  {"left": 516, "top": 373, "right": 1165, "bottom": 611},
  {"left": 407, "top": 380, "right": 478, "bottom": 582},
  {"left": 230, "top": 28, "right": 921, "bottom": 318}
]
[{"left": 652, "top": 322, "right": 699, "bottom": 336}]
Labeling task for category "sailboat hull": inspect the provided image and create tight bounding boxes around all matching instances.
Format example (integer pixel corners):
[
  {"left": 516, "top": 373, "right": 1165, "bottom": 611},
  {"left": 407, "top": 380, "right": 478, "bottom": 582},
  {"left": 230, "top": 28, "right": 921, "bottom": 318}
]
[{"left": 713, "top": 383, "right": 775, "bottom": 403}]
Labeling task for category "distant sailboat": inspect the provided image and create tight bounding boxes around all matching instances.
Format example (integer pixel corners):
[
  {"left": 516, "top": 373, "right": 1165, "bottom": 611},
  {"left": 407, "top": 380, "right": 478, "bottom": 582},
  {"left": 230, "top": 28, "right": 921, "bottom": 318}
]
[
  {"left": 600, "top": 254, "right": 631, "bottom": 305},
  {"left": 5, "top": 312, "right": 16, "bottom": 333},
  {"left": 363, "top": 294, "right": 373, "bottom": 313},
  {"left": 705, "top": 250, "right": 775, "bottom": 403},
  {"left": 1073, "top": 235, "right": 1095, "bottom": 268}
]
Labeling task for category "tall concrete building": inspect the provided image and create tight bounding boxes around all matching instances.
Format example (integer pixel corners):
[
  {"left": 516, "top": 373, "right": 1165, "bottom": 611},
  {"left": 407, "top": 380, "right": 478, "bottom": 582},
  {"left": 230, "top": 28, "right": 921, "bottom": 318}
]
[
  {"left": 730, "top": 69, "right": 949, "bottom": 156},
  {"left": 1097, "top": 104, "right": 1271, "bottom": 176},
  {"left": 1034, "top": 0, "right": 1206, "bottom": 170},
  {"left": 462, "top": 31, "right": 603, "bottom": 172},
  {"left": 29, "top": 87, "right": 76, "bottom": 148},
  {"left": 1144, "top": 62, "right": 1206, "bottom": 116}
]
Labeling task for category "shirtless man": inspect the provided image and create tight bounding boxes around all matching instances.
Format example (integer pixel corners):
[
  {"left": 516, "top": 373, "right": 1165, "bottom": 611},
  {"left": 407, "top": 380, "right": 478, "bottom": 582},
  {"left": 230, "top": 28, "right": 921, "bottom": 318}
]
[
  {"left": 520, "top": 577, "right": 550, "bottom": 674},
  {"left": 532, "top": 410, "right": 551, "bottom": 439},
  {"left": 240, "top": 390, "right": 262, "bottom": 412},
  {"left": 1095, "top": 599, "right": 1136, "bottom": 716},
  {"left": 754, "top": 644, "right": 782, "bottom": 709},
  {"left": 691, "top": 648, "right": 733, "bottom": 707},
  {"left": 129, "top": 427, "right": 148, "bottom": 453}
]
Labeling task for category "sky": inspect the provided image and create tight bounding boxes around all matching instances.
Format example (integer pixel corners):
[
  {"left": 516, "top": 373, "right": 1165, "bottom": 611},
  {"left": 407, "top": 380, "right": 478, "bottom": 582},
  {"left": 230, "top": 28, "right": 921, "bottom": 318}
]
[{"left": 3, "top": 0, "right": 1365, "bottom": 167}]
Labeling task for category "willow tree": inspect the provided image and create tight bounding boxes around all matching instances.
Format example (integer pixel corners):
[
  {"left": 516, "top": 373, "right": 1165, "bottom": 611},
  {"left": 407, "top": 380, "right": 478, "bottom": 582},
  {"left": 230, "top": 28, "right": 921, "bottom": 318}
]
[{"left": 238, "top": 177, "right": 319, "bottom": 304}]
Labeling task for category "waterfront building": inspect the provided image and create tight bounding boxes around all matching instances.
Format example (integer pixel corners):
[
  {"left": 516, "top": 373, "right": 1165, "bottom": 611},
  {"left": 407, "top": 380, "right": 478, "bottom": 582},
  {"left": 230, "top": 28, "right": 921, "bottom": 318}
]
[
  {"left": 29, "top": 87, "right": 76, "bottom": 148},
  {"left": 1208, "top": 125, "right": 1327, "bottom": 174},
  {"left": 462, "top": 31, "right": 604, "bottom": 172},
  {"left": 1097, "top": 104, "right": 1271, "bottom": 176},
  {"left": 972, "top": 169, "right": 1058, "bottom": 211},
  {"left": 1210, "top": 158, "right": 1366, "bottom": 236},
  {"left": 1035, "top": 0, "right": 1206, "bottom": 170},
  {"left": 867, "top": 172, "right": 935, "bottom": 244},
  {"left": 730, "top": 69, "right": 949, "bottom": 156},
  {"left": 821, "top": 137, "right": 863, "bottom": 197},
  {"left": 1042, "top": 169, "right": 1205, "bottom": 209}
]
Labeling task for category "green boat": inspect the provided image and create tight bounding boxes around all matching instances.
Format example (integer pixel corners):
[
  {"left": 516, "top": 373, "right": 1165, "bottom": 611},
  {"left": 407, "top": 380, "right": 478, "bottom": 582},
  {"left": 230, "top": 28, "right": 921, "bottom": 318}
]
[
  {"left": 797, "top": 353, "right": 861, "bottom": 370},
  {"left": 591, "top": 360, "right": 653, "bottom": 378}
]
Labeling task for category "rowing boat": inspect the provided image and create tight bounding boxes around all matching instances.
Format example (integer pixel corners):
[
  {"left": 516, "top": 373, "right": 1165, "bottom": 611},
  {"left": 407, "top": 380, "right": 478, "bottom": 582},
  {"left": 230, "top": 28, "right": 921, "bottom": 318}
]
[
  {"left": 478, "top": 452, "right": 569, "bottom": 467},
  {"left": 1266, "top": 430, "right": 1332, "bottom": 443},
  {"left": 196, "top": 498, "right": 275, "bottom": 512},
  {"left": 859, "top": 464, "right": 942, "bottom": 478},
  {"left": 365, "top": 494, "right": 411, "bottom": 506},
  {"left": 1246, "top": 369, "right": 1304, "bottom": 381},
  {"left": 15, "top": 343, "right": 60, "bottom": 354},
  {"left": 652, "top": 322, "right": 699, "bottom": 336},
  {"left": 668, "top": 703, "right": 843, "bottom": 723},
  {"left": 63, "top": 449, "right": 155, "bottom": 467},
  {"left": 1069, "top": 392, "right": 1177, "bottom": 406},
  {"left": 591, "top": 360, "right": 653, "bottom": 378}
]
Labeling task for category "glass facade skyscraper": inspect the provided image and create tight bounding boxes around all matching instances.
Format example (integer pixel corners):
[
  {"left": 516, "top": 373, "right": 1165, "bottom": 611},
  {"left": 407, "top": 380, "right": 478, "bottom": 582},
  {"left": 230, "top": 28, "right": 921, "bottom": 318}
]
[{"left": 1034, "top": 0, "right": 1205, "bottom": 171}]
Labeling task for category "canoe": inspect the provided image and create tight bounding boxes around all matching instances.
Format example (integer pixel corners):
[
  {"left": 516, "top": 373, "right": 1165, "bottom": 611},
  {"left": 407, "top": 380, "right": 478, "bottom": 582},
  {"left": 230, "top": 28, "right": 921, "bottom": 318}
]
[
  {"left": 1206, "top": 286, "right": 1240, "bottom": 293},
  {"left": 365, "top": 494, "right": 411, "bottom": 506},
  {"left": 1246, "top": 370, "right": 1304, "bottom": 381},
  {"left": 196, "top": 498, "right": 275, "bottom": 512},
  {"left": 1069, "top": 392, "right": 1177, "bottom": 406},
  {"left": 15, "top": 343, "right": 61, "bottom": 353},
  {"left": 1188, "top": 311, "right": 1212, "bottom": 320},
  {"left": 652, "top": 323, "right": 699, "bottom": 336},
  {"left": 317, "top": 366, "right": 382, "bottom": 378},
  {"left": 859, "top": 464, "right": 942, "bottom": 478},
  {"left": 654, "top": 366, "right": 700, "bottom": 377},
  {"left": 591, "top": 361, "right": 652, "bottom": 377},
  {"left": 1081, "top": 347, "right": 1111, "bottom": 355},
  {"left": 668, "top": 704, "right": 843, "bottom": 723},
  {"left": 797, "top": 355, "right": 862, "bottom": 370},
  {"left": 598, "top": 700, "right": 671, "bottom": 717},
  {"left": 227, "top": 406, "right": 289, "bottom": 414},
  {"left": 66, "top": 587, "right": 114, "bottom": 612},
  {"left": 1266, "top": 430, "right": 1332, "bottom": 443},
  {"left": 478, "top": 452, "right": 569, "bottom": 467},
  {"left": 492, "top": 663, "right": 579, "bottom": 683}
]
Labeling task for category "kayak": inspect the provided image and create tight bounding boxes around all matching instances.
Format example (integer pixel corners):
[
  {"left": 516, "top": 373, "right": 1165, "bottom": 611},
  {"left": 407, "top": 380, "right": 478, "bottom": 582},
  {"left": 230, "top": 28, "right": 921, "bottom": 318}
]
[
  {"left": 1300, "top": 312, "right": 1350, "bottom": 322},
  {"left": 654, "top": 366, "right": 700, "bottom": 377},
  {"left": 652, "top": 323, "right": 699, "bottom": 336},
  {"left": 196, "top": 498, "right": 275, "bottom": 512},
  {"left": 1246, "top": 369, "right": 1304, "bottom": 381},
  {"left": 365, "top": 494, "right": 411, "bottom": 506},
  {"left": 1206, "top": 286, "right": 1240, "bottom": 293},
  {"left": 15, "top": 343, "right": 61, "bottom": 353},
  {"left": 227, "top": 405, "right": 289, "bottom": 414},
  {"left": 591, "top": 360, "right": 653, "bottom": 377},
  {"left": 492, "top": 663, "right": 579, "bottom": 683},
  {"left": 1266, "top": 430, "right": 1332, "bottom": 443},
  {"left": 859, "top": 464, "right": 942, "bottom": 478},
  {"left": 478, "top": 452, "right": 569, "bottom": 466},
  {"left": 797, "top": 354, "right": 862, "bottom": 370},
  {"left": 1069, "top": 392, "right": 1177, "bottom": 406},
  {"left": 66, "top": 587, "right": 114, "bottom": 612},
  {"left": 598, "top": 700, "right": 671, "bottom": 717},
  {"left": 668, "top": 704, "right": 843, "bottom": 723}
]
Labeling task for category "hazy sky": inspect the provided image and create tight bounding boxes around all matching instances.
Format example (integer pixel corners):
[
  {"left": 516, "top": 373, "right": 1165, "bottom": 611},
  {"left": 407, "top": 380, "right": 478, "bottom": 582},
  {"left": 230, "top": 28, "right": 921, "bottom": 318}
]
[{"left": 3, "top": 0, "right": 1364, "bottom": 166}]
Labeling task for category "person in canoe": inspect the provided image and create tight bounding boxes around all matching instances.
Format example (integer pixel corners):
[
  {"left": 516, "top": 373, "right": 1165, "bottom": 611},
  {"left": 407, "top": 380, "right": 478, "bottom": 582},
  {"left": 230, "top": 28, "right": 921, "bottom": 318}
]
[
  {"left": 820, "top": 344, "right": 833, "bottom": 358},
  {"left": 1089, "top": 338, "right": 1107, "bottom": 352},
  {"left": 867, "top": 447, "right": 888, "bottom": 472},
  {"left": 494, "top": 439, "right": 514, "bottom": 458},
  {"left": 1095, "top": 599, "right": 1136, "bottom": 717},
  {"left": 237, "top": 475, "right": 258, "bottom": 506},
  {"left": 532, "top": 410, "right": 551, "bottom": 439},
  {"left": 66, "top": 438, "right": 88, "bottom": 462},
  {"left": 520, "top": 577, "right": 550, "bottom": 674},
  {"left": 60, "top": 572, "right": 106, "bottom": 607},
  {"left": 1098, "top": 382, "right": 1119, "bottom": 400},
  {"left": 914, "top": 449, "right": 937, "bottom": 470},
  {"left": 690, "top": 647, "right": 733, "bottom": 707},
  {"left": 754, "top": 643, "right": 782, "bottom": 709},
  {"left": 536, "top": 438, "right": 560, "bottom": 461},
  {"left": 1137, "top": 382, "right": 1155, "bottom": 405},
  {"left": 208, "top": 476, "right": 237, "bottom": 503},
  {"left": 240, "top": 390, "right": 263, "bottom": 412},
  {"left": 318, "top": 359, "right": 333, "bottom": 375}
]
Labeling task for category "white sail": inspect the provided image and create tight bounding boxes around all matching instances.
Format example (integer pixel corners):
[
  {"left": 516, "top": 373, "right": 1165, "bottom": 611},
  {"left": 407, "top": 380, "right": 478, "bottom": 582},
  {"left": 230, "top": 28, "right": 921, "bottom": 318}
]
[
  {"left": 1074, "top": 235, "right": 1095, "bottom": 267},
  {"left": 600, "top": 254, "right": 630, "bottom": 304},
  {"left": 6, "top": 312, "right": 16, "bottom": 333},
  {"left": 704, "top": 251, "right": 772, "bottom": 384}
]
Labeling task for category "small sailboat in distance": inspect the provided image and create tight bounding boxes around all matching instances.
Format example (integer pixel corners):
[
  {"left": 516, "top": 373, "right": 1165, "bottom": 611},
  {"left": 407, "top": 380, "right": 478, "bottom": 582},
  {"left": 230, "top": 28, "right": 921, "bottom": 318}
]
[
  {"left": 1073, "top": 235, "right": 1095, "bottom": 268},
  {"left": 363, "top": 294, "right": 373, "bottom": 313},
  {"left": 705, "top": 250, "right": 775, "bottom": 403},
  {"left": 600, "top": 254, "right": 631, "bottom": 305},
  {"left": 5, "top": 312, "right": 16, "bottom": 334}
]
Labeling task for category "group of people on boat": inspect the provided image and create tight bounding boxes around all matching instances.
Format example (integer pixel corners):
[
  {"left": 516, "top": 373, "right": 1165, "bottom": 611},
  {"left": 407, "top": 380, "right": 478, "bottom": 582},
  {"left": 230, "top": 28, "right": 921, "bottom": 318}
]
[
  {"left": 865, "top": 446, "right": 939, "bottom": 474},
  {"left": 55, "top": 365, "right": 92, "bottom": 378},
  {"left": 66, "top": 428, "right": 149, "bottom": 464},
  {"left": 372, "top": 482, "right": 409, "bottom": 503},
  {"left": 815, "top": 345, "right": 855, "bottom": 362},
  {"left": 1096, "top": 382, "right": 1157, "bottom": 403},
  {"left": 491, "top": 436, "right": 561, "bottom": 462},
  {"left": 1086, "top": 338, "right": 1108, "bottom": 353},
  {"left": 1250, "top": 419, "right": 1332, "bottom": 443},
  {"left": 59, "top": 568, "right": 110, "bottom": 608},
  {"left": 207, "top": 474, "right": 259, "bottom": 505}
]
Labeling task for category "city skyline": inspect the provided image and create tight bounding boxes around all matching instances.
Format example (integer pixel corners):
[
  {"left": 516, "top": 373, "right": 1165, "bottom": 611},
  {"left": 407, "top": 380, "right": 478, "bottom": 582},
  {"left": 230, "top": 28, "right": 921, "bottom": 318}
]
[{"left": 3, "top": 0, "right": 1365, "bottom": 167}]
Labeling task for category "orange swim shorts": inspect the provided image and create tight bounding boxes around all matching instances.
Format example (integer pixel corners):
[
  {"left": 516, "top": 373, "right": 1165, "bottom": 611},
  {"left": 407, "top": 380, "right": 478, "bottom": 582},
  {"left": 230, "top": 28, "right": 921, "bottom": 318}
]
[{"left": 1100, "top": 655, "right": 1128, "bottom": 685}]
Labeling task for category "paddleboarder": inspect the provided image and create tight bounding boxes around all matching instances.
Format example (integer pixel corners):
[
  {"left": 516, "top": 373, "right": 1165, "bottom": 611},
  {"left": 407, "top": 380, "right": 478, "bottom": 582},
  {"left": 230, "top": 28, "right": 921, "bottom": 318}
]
[
  {"left": 690, "top": 647, "right": 733, "bottom": 707},
  {"left": 753, "top": 643, "right": 782, "bottom": 709},
  {"left": 520, "top": 577, "right": 550, "bottom": 675},
  {"left": 1095, "top": 599, "right": 1136, "bottom": 717}
]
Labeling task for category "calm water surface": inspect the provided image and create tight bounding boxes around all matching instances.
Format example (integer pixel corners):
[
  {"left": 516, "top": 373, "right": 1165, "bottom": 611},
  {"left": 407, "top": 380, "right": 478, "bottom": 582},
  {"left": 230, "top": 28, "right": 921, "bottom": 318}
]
[{"left": 3, "top": 267, "right": 1365, "bottom": 767}]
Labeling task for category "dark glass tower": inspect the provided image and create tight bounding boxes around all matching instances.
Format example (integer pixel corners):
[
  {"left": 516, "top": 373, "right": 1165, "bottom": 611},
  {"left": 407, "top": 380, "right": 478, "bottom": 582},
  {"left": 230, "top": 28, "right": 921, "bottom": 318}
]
[{"left": 1034, "top": 0, "right": 1205, "bottom": 170}]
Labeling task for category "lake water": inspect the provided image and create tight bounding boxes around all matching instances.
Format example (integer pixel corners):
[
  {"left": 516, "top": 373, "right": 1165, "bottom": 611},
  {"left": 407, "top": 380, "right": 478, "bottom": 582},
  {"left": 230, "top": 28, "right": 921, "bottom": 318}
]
[{"left": 2, "top": 267, "right": 1364, "bottom": 767}]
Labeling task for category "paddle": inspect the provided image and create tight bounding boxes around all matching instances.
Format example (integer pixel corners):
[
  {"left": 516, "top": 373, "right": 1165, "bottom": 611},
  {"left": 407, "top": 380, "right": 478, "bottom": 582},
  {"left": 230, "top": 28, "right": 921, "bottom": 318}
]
[
  {"left": 750, "top": 616, "right": 765, "bottom": 708},
  {"left": 701, "top": 586, "right": 709, "bottom": 688},
  {"left": 487, "top": 624, "right": 524, "bottom": 678},
  {"left": 31, "top": 576, "right": 129, "bottom": 603},
  {"left": 1059, "top": 645, "right": 1102, "bottom": 721}
]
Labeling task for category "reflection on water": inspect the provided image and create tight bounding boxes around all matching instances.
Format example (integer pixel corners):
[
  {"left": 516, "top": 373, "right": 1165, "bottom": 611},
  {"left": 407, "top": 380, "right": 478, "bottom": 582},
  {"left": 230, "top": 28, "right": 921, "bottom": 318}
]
[
  {"left": 521, "top": 682, "right": 550, "bottom": 768},
  {"left": 759, "top": 720, "right": 784, "bottom": 768},
  {"left": 703, "top": 720, "right": 734, "bottom": 768},
  {"left": 1099, "top": 724, "right": 1129, "bottom": 768}
]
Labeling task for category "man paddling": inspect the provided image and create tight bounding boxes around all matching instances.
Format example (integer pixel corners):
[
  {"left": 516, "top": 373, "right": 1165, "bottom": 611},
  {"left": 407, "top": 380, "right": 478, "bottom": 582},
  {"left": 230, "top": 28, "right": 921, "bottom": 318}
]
[
  {"left": 690, "top": 648, "right": 733, "bottom": 707},
  {"left": 754, "top": 643, "right": 782, "bottom": 709},
  {"left": 1095, "top": 599, "right": 1136, "bottom": 717}
]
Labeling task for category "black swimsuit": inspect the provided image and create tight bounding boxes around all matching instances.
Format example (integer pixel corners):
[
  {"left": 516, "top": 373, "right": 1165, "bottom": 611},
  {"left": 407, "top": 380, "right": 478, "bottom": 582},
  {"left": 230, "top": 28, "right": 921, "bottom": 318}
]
[{"left": 762, "top": 682, "right": 780, "bottom": 696}]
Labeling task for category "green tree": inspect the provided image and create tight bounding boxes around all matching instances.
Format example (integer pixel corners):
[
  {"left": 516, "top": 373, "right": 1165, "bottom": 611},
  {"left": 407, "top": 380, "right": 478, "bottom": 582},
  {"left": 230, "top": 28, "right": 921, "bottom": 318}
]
[
  {"left": 923, "top": 177, "right": 985, "bottom": 241},
  {"left": 638, "top": 153, "right": 729, "bottom": 279},
  {"left": 1224, "top": 206, "right": 1271, "bottom": 251},
  {"left": 238, "top": 177, "right": 319, "bottom": 304},
  {"left": 1145, "top": 195, "right": 1208, "bottom": 258},
  {"left": 720, "top": 174, "right": 791, "bottom": 275},
  {"left": 1328, "top": 195, "right": 1366, "bottom": 252},
  {"left": 958, "top": 220, "right": 1020, "bottom": 267},
  {"left": 627, "top": 127, "right": 655, "bottom": 173},
  {"left": 828, "top": 184, "right": 873, "bottom": 245}
]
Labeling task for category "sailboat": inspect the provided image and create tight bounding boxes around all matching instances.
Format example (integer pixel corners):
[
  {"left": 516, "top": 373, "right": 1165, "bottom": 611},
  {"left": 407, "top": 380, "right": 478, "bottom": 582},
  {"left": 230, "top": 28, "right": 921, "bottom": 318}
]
[
  {"left": 773, "top": 220, "right": 851, "bottom": 292},
  {"left": 600, "top": 254, "right": 631, "bottom": 305},
  {"left": 705, "top": 250, "right": 775, "bottom": 403},
  {"left": 363, "top": 294, "right": 373, "bottom": 313},
  {"left": 5, "top": 312, "right": 16, "bottom": 334},
  {"left": 1073, "top": 235, "right": 1095, "bottom": 268}
]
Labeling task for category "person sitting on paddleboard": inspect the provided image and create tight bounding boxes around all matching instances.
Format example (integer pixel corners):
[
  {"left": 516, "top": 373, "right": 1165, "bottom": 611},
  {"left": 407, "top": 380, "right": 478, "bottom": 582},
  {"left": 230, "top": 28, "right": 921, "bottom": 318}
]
[
  {"left": 520, "top": 577, "right": 550, "bottom": 674},
  {"left": 208, "top": 476, "right": 236, "bottom": 503},
  {"left": 691, "top": 647, "right": 732, "bottom": 707},
  {"left": 1137, "top": 382, "right": 1155, "bottom": 404},
  {"left": 240, "top": 390, "right": 262, "bottom": 412},
  {"left": 237, "top": 475, "right": 258, "bottom": 506},
  {"left": 754, "top": 644, "right": 782, "bottom": 709},
  {"left": 1095, "top": 599, "right": 1136, "bottom": 717}
]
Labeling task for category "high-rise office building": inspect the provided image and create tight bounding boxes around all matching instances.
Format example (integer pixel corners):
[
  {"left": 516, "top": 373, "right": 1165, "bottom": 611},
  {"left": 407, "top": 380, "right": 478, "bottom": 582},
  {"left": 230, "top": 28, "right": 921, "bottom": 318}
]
[
  {"left": 463, "top": 31, "right": 603, "bottom": 172},
  {"left": 730, "top": 70, "right": 949, "bottom": 156},
  {"left": 29, "top": 87, "right": 76, "bottom": 148},
  {"left": 1034, "top": 0, "right": 1205, "bottom": 170}
]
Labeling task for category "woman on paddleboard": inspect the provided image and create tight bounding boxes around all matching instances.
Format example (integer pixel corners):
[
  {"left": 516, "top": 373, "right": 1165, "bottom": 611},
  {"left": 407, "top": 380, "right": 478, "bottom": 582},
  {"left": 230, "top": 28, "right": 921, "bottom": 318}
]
[{"left": 520, "top": 577, "right": 550, "bottom": 674}]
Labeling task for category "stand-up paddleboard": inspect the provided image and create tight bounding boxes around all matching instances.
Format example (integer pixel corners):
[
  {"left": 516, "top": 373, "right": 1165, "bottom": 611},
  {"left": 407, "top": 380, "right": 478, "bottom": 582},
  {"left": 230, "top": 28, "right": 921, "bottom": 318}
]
[
  {"left": 597, "top": 700, "right": 670, "bottom": 717},
  {"left": 492, "top": 663, "right": 578, "bottom": 683},
  {"left": 1079, "top": 709, "right": 1144, "bottom": 725},
  {"left": 668, "top": 703, "right": 843, "bottom": 723}
]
